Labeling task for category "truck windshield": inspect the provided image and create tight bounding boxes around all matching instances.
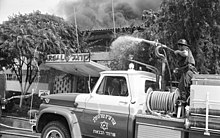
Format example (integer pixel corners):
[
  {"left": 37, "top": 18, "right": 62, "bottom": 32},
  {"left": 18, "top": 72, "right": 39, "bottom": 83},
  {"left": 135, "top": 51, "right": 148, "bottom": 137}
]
[{"left": 96, "top": 76, "right": 128, "bottom": 97}]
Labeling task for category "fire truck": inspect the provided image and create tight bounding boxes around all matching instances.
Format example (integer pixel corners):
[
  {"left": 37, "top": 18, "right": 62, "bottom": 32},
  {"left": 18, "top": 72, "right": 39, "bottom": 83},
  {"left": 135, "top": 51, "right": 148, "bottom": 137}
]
[{"left": 34, "top": 40, "right": 220, "bottom": 138}]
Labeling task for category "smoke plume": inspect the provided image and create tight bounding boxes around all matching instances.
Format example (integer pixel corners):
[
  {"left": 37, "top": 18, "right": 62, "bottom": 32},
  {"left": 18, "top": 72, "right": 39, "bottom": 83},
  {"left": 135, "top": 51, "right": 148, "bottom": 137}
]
[{"left": 56, "top": 0, "right": 162, "bottom": 30}]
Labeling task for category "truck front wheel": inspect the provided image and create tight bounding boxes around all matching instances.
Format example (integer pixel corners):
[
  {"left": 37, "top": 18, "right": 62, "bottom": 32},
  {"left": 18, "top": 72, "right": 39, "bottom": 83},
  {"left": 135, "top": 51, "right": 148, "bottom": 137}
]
[{"left": 41, "top": 121, "right": 70, "bottom": 138}]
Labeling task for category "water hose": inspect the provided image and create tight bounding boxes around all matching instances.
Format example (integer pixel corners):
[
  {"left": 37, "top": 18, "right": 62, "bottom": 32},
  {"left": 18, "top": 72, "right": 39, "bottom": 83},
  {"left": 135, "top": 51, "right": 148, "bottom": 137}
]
[
  {"left": 142, "top": 39, "right": 175, "bottom": 52},
  {"left": 155, "top": 45, "right": 174, "bottom": 90},
  {"left": 155, "top": 46, "right": 165, "bottom": 59},
  {"left": 145, "top": 88, "right": 179, "bottom": 114},
  {"left": 140, "top": 39, "right": 179, "bottom": 114}
]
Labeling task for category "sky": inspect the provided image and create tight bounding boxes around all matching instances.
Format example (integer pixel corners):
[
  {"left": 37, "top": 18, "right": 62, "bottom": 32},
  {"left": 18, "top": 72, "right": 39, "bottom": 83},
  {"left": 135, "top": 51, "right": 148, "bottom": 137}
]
[
  {"left": 0, "top": 0, "right": 63, "bottom": 23},
  {"left": 0, "top": 0, "right": 162, "bottom": 29}
]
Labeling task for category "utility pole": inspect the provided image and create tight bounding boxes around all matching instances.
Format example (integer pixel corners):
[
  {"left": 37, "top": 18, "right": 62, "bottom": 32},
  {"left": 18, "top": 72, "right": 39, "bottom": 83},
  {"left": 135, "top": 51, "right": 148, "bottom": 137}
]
[
  {"left": 112, "top": 0, "right": 116, "bottom": 38},
  {"left": 74, "top": 7, "right": 80, "bottom": 52}
]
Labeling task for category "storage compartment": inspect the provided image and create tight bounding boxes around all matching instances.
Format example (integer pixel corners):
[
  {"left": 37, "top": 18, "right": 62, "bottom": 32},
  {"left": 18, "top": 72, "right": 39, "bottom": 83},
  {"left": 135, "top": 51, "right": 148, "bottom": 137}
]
[
  {"left": 190, "top": 74, "right": 220, "bottom": 110},
  {"left": 192, "top": 74, "right": 220, "bottom": 86},
  {"left": 190, "top": 85, "right": 220, "bottom": 110},
  {"left": 136, "top": 124, "right": 182, "bottom": 138},
  {"left": 135, "top": 114, "right": 185, "bottom": 138}
]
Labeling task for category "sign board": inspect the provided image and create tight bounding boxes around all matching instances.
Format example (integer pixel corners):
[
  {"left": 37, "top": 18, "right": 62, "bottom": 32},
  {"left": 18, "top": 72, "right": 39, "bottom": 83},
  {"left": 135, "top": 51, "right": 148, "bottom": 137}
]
[
  {"left": 39, "top": 90, "right": 50, "bottom": 97},
  {"left": 46, "top": 53, "right": 90, "bottom": 63}
]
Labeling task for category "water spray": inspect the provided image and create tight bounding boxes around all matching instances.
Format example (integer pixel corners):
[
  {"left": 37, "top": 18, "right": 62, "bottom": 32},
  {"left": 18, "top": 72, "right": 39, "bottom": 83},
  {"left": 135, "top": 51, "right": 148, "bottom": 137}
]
[
  {"left": 111, "top": 36, "right": 175, "bottom": 53},
  {"left": 141, "top": 39, "right": 175, "bottom": 52}
]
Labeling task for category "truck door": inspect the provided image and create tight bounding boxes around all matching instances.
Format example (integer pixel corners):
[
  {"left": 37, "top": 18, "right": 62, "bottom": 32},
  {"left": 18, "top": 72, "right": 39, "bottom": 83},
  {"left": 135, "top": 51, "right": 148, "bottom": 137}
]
[{"left": 82, "top": 76, "right": 130, "bottom": 138}]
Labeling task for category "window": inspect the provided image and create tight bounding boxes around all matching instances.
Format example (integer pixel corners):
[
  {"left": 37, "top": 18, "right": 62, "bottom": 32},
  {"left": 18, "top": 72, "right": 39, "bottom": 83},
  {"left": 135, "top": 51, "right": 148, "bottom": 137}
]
[
  {"left": 145, "top": 80, "right": 156, "bottom": 92},
  {"left": 96, "top": 76, "right": 128, "bottom": 96},
  {"left": 6, "top": 74, "right": 13, "bottom": 80}
]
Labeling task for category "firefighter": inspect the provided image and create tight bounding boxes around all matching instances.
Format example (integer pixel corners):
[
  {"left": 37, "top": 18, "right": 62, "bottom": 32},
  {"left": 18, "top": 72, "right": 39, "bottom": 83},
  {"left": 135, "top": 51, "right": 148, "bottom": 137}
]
[{"left": 174, "top": 39, "right": 197, "bottom": 102}]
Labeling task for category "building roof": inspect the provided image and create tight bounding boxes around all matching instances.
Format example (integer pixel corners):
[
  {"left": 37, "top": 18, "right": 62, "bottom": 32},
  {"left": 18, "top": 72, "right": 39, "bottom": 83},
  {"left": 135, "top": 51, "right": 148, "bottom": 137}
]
[
  {"left": 44, "top": 53, "right": 111, "bottom": 77},
  {"left": 45, "top": 61, "right": 110, "bottom": 77}
]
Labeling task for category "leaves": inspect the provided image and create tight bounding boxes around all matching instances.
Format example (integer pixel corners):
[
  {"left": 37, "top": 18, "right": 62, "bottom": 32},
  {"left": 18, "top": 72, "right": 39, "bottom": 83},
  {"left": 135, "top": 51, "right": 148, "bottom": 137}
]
[
  {"left": 0, "top": 11, "right": 80, "bottom": 100},
  {"left": 110, "top": 0, "right": 220, "bottom": 80},
  {"left": 141, "top": 0, "right": 220, "bottom": 74}
]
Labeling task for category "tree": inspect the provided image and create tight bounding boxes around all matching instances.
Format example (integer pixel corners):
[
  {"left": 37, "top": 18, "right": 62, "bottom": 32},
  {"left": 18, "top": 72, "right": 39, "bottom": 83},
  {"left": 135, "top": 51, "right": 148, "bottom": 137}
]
[
  {"left": 143, "top": 0, "right": 220, "bottom": 74},
  {"left": 0, "top": 11, "right": 79, "bottom": 107},
  {"left": 108, "top": 10, "right": 162, "bottom": 72},
  {"left": 109, "top": 0, "right": 220, "bottom": 87}
]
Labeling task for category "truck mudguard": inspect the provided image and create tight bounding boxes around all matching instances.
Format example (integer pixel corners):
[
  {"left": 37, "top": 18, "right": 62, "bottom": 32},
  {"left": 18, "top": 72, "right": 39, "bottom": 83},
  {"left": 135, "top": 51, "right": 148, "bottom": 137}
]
[{"left": 36, "top": 106, "right": 82, "bottom": 138}]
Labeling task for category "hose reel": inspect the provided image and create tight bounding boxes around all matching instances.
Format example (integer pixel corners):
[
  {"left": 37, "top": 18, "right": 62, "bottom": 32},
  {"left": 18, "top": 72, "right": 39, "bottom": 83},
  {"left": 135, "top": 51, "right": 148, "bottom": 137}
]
[{"left": 144, "top": 88, "right": 179, "bottom": 114}]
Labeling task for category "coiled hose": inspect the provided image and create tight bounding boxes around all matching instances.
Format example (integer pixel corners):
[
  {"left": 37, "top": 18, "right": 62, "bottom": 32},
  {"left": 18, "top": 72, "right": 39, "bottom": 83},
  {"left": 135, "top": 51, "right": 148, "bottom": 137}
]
[{"left": 145, "top": 88, "right": 179, "bottom": 114}]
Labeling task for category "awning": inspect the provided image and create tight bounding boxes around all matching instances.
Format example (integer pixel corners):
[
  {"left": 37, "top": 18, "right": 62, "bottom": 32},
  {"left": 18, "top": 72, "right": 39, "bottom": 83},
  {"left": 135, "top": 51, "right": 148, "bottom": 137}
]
[{"left": 44, "top": 53, "right": 110, "bottom": 77}]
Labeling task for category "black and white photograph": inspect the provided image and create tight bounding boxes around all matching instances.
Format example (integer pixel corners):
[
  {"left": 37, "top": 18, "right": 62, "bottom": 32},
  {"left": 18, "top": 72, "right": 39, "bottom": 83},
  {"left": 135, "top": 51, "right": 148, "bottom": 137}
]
[{"left": 0, "top": 0, "right": 220, "bottom": 138}]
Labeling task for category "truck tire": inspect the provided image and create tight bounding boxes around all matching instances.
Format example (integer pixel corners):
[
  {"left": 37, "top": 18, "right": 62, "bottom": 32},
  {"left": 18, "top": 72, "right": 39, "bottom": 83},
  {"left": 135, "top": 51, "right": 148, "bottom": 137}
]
[{"left": 41, "top": 121, "right": 71, "bottom": 138}]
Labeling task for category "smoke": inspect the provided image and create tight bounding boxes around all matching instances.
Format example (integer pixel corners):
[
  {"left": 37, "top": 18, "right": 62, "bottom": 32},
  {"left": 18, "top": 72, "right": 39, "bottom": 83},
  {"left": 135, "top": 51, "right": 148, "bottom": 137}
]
[{"left": 56, "top": 0, "right": 162, "bottom": 30}]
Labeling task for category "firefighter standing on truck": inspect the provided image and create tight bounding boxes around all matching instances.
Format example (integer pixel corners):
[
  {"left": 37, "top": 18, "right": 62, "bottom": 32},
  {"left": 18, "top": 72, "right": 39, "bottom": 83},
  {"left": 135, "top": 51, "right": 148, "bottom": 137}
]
[{"left": 174, "top": 39, "right": 197, "bottom": 102}]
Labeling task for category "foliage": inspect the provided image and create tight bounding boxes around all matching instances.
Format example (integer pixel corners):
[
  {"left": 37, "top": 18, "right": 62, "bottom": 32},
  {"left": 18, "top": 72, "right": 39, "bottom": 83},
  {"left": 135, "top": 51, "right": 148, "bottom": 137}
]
[
  {"left": 79, "top": 31, "right": 105, "bottom": 52},
  {"left": 109, "top": 35, "right": 159, "bottom": 71},
  {"left": 0, "top": 11, "right": 79, "bottom": 106},
  {"left": 142, "top": 0, "right": 220, "bottom": 74},
  {"left": 109, "top": 35, "right": 141, "bottom": 70},
  {"left": 110, "top": 0, "right": 220, "bottom": 85}
]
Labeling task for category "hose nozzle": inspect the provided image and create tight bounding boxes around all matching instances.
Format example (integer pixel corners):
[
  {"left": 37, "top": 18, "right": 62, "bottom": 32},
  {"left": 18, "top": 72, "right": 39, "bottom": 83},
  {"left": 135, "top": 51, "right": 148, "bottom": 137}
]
[{"left": 141, "top": 39, "right": 175, "bottom": 52}]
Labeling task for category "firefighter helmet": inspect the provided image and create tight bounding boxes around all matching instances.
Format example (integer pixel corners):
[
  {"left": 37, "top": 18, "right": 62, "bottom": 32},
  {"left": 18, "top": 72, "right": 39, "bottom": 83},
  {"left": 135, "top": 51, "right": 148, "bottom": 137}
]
[{"left": 177, "top": 39, "right": 188, "bottom": 46}]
